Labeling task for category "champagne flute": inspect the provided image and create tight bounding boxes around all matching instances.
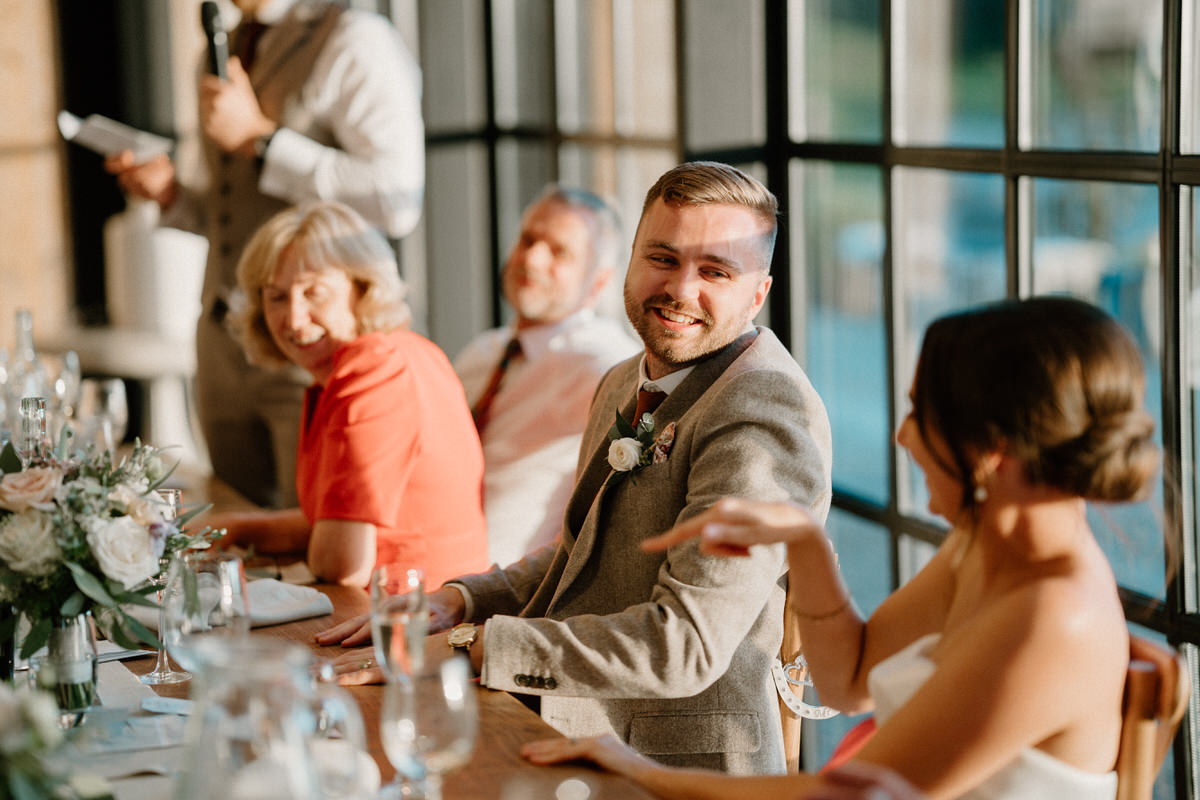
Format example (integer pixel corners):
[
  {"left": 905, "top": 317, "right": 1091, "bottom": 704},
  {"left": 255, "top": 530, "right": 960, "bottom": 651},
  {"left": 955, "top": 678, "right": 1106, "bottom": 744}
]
[
  {"left": 380, "top": 656, "right": 478, "bottom": 800},
  {"left": 162, "top": 551, "right": 251, "bottom": 674},
  {"left": 370, "top": 565, "right": 428, "bottom": 681},
  {"left": 140, "top": 489, "right": 190, "bottom": 685}
]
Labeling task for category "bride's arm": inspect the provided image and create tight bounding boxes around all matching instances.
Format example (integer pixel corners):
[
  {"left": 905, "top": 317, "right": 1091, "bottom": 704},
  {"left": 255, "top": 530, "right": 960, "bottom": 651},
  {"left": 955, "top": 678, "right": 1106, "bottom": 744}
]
[
  {"left": 643, "top": 499, "right": 957, "bottom": 710},
  {"left": 521, "top": 735, "right": 825, "bottom": 799}
]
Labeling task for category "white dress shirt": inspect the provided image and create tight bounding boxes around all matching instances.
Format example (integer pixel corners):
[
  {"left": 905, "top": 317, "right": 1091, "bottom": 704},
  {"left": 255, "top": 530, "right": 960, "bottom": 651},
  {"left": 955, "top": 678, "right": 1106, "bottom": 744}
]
[{"left": 454, "top": 310, "right": 640, "bottom": 567}]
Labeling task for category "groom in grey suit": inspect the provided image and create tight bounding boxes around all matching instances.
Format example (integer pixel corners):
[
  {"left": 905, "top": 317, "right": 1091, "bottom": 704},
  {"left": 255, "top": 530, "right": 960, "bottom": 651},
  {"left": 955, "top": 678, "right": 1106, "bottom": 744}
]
[{"left": 357, "top": 162, "right": 831, "bottom": 774}]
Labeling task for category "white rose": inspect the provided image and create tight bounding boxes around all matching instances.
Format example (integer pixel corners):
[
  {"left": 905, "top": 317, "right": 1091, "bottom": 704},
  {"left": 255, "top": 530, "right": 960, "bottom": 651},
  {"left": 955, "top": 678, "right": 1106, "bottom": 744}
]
[
  {"left": 0, "top": 508, "right": 61, "bottom": 576},
  {"left": 21, "top": 691, "right": 63, "bottom": 749},
  {"left": 85, "top": 515, "right": 158, "bottom": 590},
  {"left": 109, "top": 483, "right": 165, "bottom": 528},
  {"left": 607, "top": 438, "right": 643, "bottom": 472},
  {"left": 0, "top": 467, "right": 62, "bottom": 512}
]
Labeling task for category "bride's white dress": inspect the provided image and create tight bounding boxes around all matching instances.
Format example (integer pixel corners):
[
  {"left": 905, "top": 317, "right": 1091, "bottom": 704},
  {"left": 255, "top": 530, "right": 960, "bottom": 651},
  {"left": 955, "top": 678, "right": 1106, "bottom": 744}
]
[{"left": 867, "top": 633, "right": 1118, "bottom": 800}]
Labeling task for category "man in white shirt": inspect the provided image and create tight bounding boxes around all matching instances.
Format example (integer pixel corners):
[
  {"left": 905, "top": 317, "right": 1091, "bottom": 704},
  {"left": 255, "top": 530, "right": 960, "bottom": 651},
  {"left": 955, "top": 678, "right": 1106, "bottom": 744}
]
[
  {"left": 106, "top": 0, "right": 423, "bottom": 508},
  {"left": 455, "top": 186, "right": 640, "bottom": 567}
]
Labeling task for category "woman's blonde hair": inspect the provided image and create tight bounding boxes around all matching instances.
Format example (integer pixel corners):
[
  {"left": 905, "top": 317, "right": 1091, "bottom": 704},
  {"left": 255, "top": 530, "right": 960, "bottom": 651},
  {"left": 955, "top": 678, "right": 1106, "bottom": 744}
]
[{"left": 235, "top": 201, "right": 411, "bottom": 367}]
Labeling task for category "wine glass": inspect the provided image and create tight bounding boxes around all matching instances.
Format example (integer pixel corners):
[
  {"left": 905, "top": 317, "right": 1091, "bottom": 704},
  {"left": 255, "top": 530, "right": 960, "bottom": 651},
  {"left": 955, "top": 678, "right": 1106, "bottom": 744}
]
[
  {"left": 380, "top": 656, "right": 478, "bottom": 800},
  {"left": 140, "top": 489, "right": 190, "bottom": 685},
  {"left": 75, "top": 377, "right": 128, "bottom": 452},
  {"left": 305, "top": 657, "right": 377, "bottom": 799},
  {"left": 162, "top": 551, "right": 251, "bottom": 674},
  {"left": 370, "top": 565, "right": 428, "bottom": 681}
]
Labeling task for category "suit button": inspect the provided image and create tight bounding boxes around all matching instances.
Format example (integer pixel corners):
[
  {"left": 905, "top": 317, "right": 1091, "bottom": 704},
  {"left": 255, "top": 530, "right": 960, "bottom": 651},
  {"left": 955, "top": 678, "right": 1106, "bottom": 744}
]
[
  {"left": 533, "top": 676, "right": 545, "bottom": 689},
  {"left": 515, "top": 674, "right": 529, "bottom": 687},
  {"left": 544, "top": 677, "right": 557, "bottom": 690}
]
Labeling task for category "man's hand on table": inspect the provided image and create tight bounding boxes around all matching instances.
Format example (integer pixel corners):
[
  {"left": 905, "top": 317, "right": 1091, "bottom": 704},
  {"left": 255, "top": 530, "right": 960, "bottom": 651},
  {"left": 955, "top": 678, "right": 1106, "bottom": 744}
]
[
  {"left": 314, "top": 584, "right": 468, "bottom": 646},
  {"left": 331, "top": 646, "right": 385, "bottom": 685},
  {"left": 330, "top": 629, "right": 483, "bottom": 686}
]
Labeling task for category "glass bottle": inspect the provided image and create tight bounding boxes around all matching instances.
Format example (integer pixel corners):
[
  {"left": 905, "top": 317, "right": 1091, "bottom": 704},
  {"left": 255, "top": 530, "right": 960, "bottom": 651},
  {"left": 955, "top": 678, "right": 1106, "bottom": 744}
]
[{"left": 19, "top": 397, "right": 49, "bottom": 466}]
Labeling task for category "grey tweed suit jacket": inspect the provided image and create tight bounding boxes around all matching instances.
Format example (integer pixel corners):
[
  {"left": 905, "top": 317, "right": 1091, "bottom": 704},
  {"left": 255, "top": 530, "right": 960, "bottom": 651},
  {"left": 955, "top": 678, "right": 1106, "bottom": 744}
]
[{"left": 454, "top": 327, "right": 832, "bottom": 774}]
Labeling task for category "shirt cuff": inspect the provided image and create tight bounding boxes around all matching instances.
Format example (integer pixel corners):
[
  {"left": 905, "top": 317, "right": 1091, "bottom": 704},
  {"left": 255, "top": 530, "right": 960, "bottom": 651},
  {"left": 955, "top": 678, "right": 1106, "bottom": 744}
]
[
  {"left": 445, "top": 582, "right": 475, "bottom": 621},
  {"left": 477, "top": 621, "right": 490, "bottom": 686},
  {"left": 257, "top": 126, "right": 321, "bottom": 201}
]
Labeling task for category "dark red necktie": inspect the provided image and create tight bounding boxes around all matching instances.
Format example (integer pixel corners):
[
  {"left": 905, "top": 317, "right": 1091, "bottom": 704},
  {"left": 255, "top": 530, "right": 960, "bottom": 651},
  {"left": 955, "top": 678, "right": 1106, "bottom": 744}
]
[
  {"left": 472, "top": 338, "right": 522, "bottom": 432},
  {"left": 633, "top": 389, "right": 667, "bottom": 423},
  {"left": 237, "top": 20, "right": 268, "bottom": 70}
]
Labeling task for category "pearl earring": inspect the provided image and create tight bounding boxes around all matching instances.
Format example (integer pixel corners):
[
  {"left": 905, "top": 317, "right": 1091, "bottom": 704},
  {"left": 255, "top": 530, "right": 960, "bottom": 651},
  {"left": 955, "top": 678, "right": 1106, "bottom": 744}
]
[{"left": 974, "top": 484, "right": 988, "bottom": 503}]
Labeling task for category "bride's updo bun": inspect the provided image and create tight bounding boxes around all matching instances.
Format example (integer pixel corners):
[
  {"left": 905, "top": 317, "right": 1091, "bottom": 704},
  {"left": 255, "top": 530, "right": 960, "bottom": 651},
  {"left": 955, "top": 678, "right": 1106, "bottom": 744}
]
[{"left": 911, "top": 296, "right": 1160, "bottom": 509}]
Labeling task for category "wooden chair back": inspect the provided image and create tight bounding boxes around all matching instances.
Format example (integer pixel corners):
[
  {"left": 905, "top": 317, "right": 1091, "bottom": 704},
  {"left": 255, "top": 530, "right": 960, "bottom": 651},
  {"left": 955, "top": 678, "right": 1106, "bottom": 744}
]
[{"left": 1115, "top": 635, "right": 1189, "bottom": 800}]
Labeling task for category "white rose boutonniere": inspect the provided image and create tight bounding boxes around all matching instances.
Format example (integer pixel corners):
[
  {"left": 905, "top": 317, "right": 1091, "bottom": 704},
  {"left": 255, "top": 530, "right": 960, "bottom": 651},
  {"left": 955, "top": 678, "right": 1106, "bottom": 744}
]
[
  {"left": 0, "top": 509, "right": 61, "bottom": 576},
  {"left": 606, "top": 410, "right": 677, "bottom": 484},
  {"left": 85, "top": 515, "right": 160, "bottom": 590},
  {"left": 607, "top": 438, "right": 643, "bottom": 472},
  {"left": 0, "top": 466, "right": 62, "bottom": 512}
]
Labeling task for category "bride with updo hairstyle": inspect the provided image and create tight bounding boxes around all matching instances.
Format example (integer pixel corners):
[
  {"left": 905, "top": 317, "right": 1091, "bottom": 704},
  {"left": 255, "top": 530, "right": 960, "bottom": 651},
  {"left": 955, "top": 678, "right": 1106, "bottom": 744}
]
[
  {"left": 523, "top": 296, "right": 1163, "bottom": 800},
  {"left": 911, "top": 295, "right": 1159, "bottom": 513}
]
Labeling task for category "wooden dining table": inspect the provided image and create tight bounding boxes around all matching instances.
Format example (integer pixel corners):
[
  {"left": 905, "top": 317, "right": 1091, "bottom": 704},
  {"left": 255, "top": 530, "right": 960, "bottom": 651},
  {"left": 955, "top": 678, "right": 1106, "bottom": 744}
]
[{"left": 122, "top": 471, "right": 659, "bottom": 799}]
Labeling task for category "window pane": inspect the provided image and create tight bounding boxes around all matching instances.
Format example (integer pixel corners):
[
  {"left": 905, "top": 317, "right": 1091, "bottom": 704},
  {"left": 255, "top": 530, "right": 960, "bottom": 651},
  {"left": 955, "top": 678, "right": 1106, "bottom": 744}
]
[
  {"left": 425, "top": 143, "right": 493, "bottom": 356},
  {"left": 1184, "top": 3, "right": 1200, "bottom": 153},
  {"left": 893, "top": 168, "right": 1006, "bottom": 519},
  {"left": 792, "top": 159, "right": 888, "bottom": 503},
  {"left": 419, "top": 0, "right": 487, "bottom": 133},
  {"left": 1030, "top": 177, "right": 1164, "bottom": 598},
  {"left": 1022, "top": 0, "right": 1161, "bottom": 152},
  {"left": 788, "top": 0, "right": 881, "bottom": 143},
  {"left": 1186, "top": 187, "right": 1200, "bottom": 606},
  {"left": 557, "top": 0, "right": 676, "bottom": 138},
  {"left": 681, "top": 0, "right": 765, "bottom": 150},
  {"left": 558, "top": 143, "right": 676, "bottom": 320},
  {"left": 892, "top": 0, "right": 1004, "bottom": 148},
  {"left": 555, "top": 0, "right": 615, "bottom": 135},
  {"left": 493, "top": 0, "right": 554, "bottom": 128},
  {"left": 496, "top": 138, "right": 556, "bottom": 253},
  {"left": 802, "top": 508, "right": 892, "bottom": 771}
]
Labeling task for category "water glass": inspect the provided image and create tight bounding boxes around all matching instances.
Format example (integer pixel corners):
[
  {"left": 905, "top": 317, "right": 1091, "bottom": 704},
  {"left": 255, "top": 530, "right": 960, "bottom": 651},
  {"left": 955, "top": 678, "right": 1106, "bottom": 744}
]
[
  {"left": 162, "top": 551, "right": 251, "bottom": 674},
  {"left": 380, "top": 656, "right": 478, "bottom": 800},
  {"left": 370, "top": 565, "right": 428, "bottom": 681},
  {"left": 306, "top": 658, "right": 377, "bottom": 798},
  {"left": 75, "top": 377, "right": 128, "bottom": 452}
]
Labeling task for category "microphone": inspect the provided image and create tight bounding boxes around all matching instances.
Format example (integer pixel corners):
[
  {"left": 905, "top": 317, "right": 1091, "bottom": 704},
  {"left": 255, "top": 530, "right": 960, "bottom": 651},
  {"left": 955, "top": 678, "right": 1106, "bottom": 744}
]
[{"left": 200, "top": 1, "right": 229, "bottom": 80}]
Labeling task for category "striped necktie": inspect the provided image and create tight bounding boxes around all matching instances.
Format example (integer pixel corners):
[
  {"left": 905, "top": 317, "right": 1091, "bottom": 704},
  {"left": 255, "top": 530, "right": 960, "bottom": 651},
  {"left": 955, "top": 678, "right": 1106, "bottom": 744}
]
[{"left": 472, "top": 337, "right": 522, "bottom": 432}]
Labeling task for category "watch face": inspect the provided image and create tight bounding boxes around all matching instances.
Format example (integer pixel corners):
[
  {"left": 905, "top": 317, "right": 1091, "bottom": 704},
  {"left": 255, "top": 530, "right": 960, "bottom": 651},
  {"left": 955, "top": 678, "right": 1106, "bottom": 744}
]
[{"left": 448, "top": 624, "right": 476, "bottom": 647}]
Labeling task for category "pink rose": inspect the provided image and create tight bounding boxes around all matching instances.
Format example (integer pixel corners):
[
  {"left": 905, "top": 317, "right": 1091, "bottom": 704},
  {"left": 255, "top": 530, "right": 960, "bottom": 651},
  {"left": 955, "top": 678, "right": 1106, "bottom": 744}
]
[{"left": 0, "top": 467, "right": 62, "bottom": 513}]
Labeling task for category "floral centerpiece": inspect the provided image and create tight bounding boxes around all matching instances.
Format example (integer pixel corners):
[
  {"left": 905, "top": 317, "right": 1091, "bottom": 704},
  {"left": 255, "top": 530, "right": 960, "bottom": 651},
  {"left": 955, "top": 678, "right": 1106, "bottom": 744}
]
[
  {"left": 0, "top": 438, "right": 219, "bottom": 660},
  {"left": 0, "top": 682, "right": 67, "bottom": 798}
]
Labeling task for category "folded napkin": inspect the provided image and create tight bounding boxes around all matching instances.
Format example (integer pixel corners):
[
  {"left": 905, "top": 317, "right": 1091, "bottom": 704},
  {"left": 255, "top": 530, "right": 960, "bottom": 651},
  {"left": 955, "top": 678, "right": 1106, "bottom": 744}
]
[
  {"left": 246, "top": 578, "right": 333, "bottom": 628},
  {"left": 127, "top": 579, "right": 333, "bottom": 631}
]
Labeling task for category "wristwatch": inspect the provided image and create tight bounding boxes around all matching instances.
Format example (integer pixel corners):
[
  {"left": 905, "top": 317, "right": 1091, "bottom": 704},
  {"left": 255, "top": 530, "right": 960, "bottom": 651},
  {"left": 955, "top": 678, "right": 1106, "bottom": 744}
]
[
  {"left": 447, "top": 623, "right": 479, "bottom": 651},
  {"left": 252, "top": 129, "right": 276, "bottom": 167}
]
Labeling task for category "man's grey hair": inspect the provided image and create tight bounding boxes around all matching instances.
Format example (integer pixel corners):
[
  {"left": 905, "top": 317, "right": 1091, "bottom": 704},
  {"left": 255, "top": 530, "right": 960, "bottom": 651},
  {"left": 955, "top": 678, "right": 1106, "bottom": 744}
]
[{"left": 534, "top": 185, "right": 623, "bottom": 274}]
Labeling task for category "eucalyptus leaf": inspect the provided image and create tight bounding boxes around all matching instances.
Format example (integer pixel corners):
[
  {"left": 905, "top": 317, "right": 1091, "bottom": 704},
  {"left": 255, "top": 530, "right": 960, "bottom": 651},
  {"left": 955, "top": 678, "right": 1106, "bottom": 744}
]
[
  {"left": 0, "top": 441, "right": 20, "bottom": 474},
  {"left": 120, "top": 609, "right": 161, "bottom": 649},
  {"left": 614, "top": 410, "right": 637, "bottom": 440},
  {"left": 59, "top": 592, "right": 86, "bottom": 618},
  {"left": 19, "top": 617, "right": 51, "bottom": 659},
  {"left": 183, "top": 566, "right": 200, "bottom": 617},
  {"left": 104, "top": 615, "right": 140, "bottom": 651},
  {"left": 65, "top": 562, "right": 118, "bottom": 607}
]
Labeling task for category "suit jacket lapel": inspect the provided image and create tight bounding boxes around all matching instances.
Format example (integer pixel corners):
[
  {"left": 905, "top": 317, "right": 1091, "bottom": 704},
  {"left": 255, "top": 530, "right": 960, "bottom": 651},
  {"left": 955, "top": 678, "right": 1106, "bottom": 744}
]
[{"left": 551, "top": 329, "right": 762, "bottom": 608}]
